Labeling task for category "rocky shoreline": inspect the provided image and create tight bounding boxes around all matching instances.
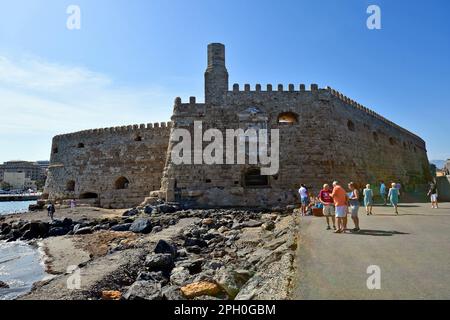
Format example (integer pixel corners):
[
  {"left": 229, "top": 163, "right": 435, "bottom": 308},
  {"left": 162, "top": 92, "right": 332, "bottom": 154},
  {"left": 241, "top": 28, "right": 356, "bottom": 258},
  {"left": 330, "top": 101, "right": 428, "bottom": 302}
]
[{"left": 1, "top": 204, "right": 299, "bottom": 300}]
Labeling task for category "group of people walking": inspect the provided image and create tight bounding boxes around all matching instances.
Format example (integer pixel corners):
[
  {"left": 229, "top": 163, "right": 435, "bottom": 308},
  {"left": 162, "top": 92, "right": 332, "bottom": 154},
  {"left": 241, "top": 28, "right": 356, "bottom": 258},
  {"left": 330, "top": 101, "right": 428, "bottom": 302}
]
[{"left": 298, "top": 180, "right": 402, "bottom": 234}]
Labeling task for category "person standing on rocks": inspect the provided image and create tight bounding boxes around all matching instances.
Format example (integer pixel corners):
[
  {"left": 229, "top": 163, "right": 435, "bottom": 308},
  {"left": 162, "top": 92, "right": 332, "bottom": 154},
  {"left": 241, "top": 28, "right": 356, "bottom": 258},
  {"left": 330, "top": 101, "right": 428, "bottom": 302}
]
[
  {"left": 331, "top": 181, "right": 347, "bottom": 233},
  {"left": 388, "top": 182, "right": 400, "bottom": 214},
  {"left": 298, "top": 184, "right": 309, "bottom": 216},
  {"left": 363, "top": 184, "right": 374, "bottom": 215},
  {"left": 347, "top": 182, "right": 360, "bottom": 232},
  {"left": 427, "top": 182, "right": 439, "bottom": 209},
  {"left": 380, "top": 181, "right": 387, "bottom": 205},
  {"left": 47, "top": 202, "right": 55, "bottom": 221},
  {"left": 319, "top": 184, "right": 336, "bottom": 230}
]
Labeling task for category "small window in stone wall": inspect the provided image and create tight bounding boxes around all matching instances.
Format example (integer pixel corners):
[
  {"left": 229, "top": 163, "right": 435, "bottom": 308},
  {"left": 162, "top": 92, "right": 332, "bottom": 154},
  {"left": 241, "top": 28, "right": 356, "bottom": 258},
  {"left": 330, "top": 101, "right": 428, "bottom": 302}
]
[
  {"left": 373, "top": 132, "right": 379, "bottom": 142},
  {"left": 277, "top": 112, "right": 298, "bottom": 124},
  {"left": 134, "top": 135, "right": 142, "bottom": 142},
  {"left": 389, "top": 137, "right": 396, "bottom": 145},
  {"left": 66, "top": 180, "right": 75, "bottom": 192},
  {"left": 77, "top": 143, "right": 85, "bottom": 148},
  {"left": 347, "top": 120, "right": 355, "bottom": 132},
  {"left": 53, "top": 147, "right": 58, "bottom": 154},
  {"left": 115, "top": 176, "right": 129, "bottom": 190},
  {"left": 244, "top": 168, "right": 269, "bottom": 187}
]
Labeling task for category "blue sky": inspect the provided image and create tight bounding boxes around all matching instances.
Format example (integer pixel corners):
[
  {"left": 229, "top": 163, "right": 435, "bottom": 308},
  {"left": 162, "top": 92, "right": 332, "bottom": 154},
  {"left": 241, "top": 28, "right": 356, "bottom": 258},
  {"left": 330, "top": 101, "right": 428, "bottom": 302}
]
[{"left": 0, "top": 0, "right": 449, "bottom": 163}]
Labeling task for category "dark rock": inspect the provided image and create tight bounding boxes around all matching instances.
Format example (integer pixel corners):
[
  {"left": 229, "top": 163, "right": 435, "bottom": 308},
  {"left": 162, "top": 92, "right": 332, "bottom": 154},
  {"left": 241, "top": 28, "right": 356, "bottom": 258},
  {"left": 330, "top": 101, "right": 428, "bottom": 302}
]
[
  {"left": 122, "top": 218, "right": 135, "bottom": 224},
  {"left": 130, "top": 218, "right": 152, "bottom": 234},
  {"left": 123, "top": 208, "right": 139, "bottom": 217},
  {"left": 21, "top": 229, "right": 36, "bottom": 240},
  {"left": 20, "top": 222, "right": 49, "bottom": 240},
  {"left": 177, "top": 258, "right": 204, "bottom": 274},
  {"left": 1, "top": 225, "right": 11, "bottom": 235},
  {"left": 0, "top": 280, "right": 9, "bottom": 289},
  {"left": 154, "top": 239, "right": 177, "bottom": 257},
  {"left": 73, "top": 226, "right": 93, "bottom": 235},
  {"left": 62, "top": 218, "right": 73, "bottom": 227},
  {"left": 145, "top": 253, "right": 174, "bottom": 273},
  {"left": 156, "top": 204, "right": 177, "bottom": 214},
  {"left": 110, "top": 223, "right": 132, "bottom": 232},
  {"left": 48, "top": 227, "right": 69, "bottom": 237},
  {"left": 136, "top": 271, "right": 168, "bottom": 285},
  {"left": 6, "top": 230, "right": 22, "bottom": 242},
  {"left": 144, "top": 206, "right": 153, "bottom": 214},
  {"left": 184, "top": 237, "right": 207, "bottom": 248},
  {"left": 122, "top": 280, "right": 162, "bottom": 300}
]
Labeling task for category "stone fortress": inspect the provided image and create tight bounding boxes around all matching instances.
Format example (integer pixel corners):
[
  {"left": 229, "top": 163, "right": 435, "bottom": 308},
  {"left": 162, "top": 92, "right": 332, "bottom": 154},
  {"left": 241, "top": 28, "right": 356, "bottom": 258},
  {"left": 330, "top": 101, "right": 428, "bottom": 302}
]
[{"left": 44, "top": 43, "right": 431, "bottom": 208}]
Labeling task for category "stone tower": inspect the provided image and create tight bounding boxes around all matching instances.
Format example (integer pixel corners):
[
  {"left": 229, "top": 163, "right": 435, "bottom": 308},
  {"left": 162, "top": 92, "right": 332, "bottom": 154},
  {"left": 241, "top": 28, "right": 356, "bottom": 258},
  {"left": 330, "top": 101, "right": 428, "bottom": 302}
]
[{"left": 204, "top": 43, "right": 228, "bottom": 105}]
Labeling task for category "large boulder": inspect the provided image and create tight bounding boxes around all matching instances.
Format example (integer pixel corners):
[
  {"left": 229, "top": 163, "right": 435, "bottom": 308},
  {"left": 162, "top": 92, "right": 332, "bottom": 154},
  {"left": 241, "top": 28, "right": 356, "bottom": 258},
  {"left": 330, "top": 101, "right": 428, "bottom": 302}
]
[
  {"left": 214, "top": 268, "right": 253, "bottom": 299},
  {"left": 155, "top": 204, "right": 177, "bottom": 214},
  {"left": 130, "top": 218, "right": 152, "bottom": 234},
  {"left": 122, "top": 280, "right": 162, "bottom": 300},
  {"left": 20, "top": 222, "right": 49, "bottom": 240},
  {"left": 154, "top": 239, "right": 177, "bottom": 257},
  {"left": 144, "top": 253, "right": 174, "bottom": 273}
]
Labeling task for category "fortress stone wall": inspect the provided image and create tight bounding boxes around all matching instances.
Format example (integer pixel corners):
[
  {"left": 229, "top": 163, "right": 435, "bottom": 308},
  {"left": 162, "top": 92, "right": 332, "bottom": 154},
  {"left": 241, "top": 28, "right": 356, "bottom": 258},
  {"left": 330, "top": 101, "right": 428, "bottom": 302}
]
[
  {"left": 45, "top": 43, "right": 431, "bottom": 209},
  {"left": 44, "top": 123, "right": 171, "bottom": 208}
]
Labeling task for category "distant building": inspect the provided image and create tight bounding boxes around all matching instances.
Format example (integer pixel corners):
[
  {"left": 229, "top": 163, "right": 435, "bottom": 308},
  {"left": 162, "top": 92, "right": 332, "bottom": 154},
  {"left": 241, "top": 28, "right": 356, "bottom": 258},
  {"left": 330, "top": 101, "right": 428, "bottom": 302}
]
[
  {"left": 3, "top": 171, "right": 36, "bottom": 190},
  {"left": 445, "top": 159, "right": 450, "bottom": 176},
  {"left": 0, "top": 160, "right": 47, "bottom": 183},
  {"left": 36, "top": 160, "right": 50, "bottom": 176}
]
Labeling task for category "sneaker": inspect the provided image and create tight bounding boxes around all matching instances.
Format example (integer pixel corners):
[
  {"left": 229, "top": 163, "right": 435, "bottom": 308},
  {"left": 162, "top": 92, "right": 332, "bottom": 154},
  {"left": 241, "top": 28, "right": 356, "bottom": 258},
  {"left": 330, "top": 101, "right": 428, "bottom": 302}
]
[{"left": 327, "top": 226, "right": 331, "bottom": 230}]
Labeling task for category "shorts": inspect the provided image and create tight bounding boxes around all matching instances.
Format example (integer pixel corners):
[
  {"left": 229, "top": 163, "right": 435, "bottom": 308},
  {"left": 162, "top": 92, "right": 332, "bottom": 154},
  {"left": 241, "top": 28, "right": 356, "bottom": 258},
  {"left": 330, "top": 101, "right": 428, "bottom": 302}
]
[
  {"left": 431, "top": 194, "right": 438, "bottom": 202},
  {"left": 323, "top": 205, "right": 335, "bottom": 216},
  {"left": 335, "top": 206, "right": 347, "bottom": 218},
  {"left": 301, "top": 197, "right": 310, "bottom": 205},
  {"left": 349, "top": 205, "right": 359, "bottom": 217}
]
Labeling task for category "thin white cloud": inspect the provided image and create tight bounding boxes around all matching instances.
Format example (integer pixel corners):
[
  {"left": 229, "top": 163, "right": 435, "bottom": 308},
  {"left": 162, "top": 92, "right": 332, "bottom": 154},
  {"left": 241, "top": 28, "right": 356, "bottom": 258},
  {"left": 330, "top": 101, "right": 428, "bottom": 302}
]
[{"left": 0, "top": 54, "right": 174, "bottom": 137}]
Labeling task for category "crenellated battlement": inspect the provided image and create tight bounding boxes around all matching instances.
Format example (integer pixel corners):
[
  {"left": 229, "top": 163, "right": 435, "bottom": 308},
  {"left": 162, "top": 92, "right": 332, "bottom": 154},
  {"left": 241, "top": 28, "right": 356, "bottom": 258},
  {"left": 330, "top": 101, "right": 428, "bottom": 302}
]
[
  {"left": 54, "top": 121, "right": 173, "bottom": 140},
  {"left": 327, "top": 87, "right": 425, "bottom": 147},
  {"left": 229, "top": 83, "right": 322, "bottom": 93}
]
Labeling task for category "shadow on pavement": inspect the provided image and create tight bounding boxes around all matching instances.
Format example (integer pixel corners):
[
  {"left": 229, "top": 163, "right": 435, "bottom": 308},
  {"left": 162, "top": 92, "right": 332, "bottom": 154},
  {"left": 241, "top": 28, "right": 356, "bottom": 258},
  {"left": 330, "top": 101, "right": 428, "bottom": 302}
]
[{"left": 347, "top": 229, "right": 409, "bottom": 236}]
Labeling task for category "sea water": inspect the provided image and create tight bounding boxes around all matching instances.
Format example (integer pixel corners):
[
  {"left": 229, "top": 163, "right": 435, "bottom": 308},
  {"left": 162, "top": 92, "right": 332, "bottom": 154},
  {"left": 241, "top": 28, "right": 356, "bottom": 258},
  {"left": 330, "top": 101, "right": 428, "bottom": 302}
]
[
  {"left": 0, "top": 201, "right": 37, "bottom": 216},
  {"left": 0, "top": 241, "right": 46, "bottom": 300},
  {"left": 0, "top": 200, "right": 46, "bottom": 300}
]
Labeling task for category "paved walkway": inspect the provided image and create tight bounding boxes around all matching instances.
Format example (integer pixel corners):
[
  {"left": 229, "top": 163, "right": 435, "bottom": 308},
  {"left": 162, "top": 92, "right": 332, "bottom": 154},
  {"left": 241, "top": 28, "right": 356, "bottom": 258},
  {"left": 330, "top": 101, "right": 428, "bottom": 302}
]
[{"left": 292, "top": 202, "right": 450, "bottom": 299}]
